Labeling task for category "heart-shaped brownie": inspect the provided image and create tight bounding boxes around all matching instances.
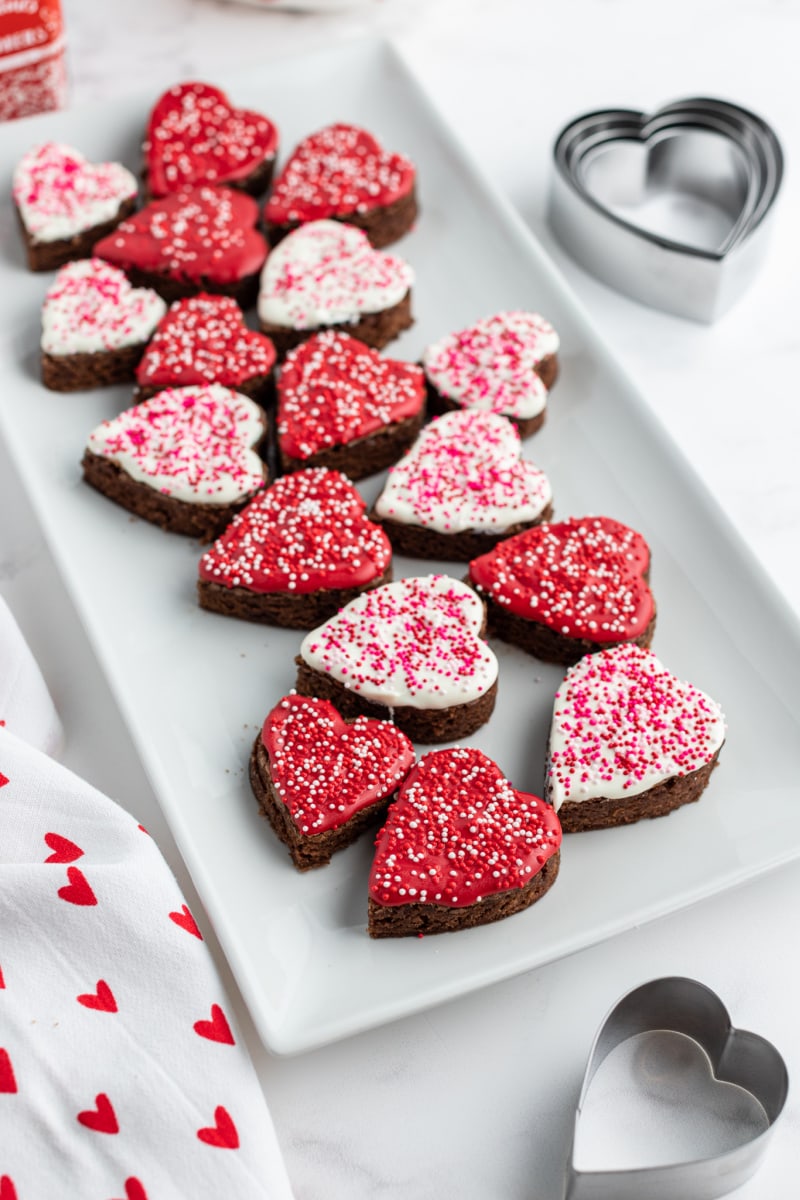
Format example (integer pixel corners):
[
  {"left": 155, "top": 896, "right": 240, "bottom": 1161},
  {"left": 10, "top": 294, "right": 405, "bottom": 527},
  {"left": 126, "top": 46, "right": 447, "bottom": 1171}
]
[
  {"left": 297, "top": 574, "right": 498, "bottom": 742},
  {"left": 83, "top": 383, "right": 266, "bottom": 538},
  {"left": 373, "top": 409, "right": 553, "bottom": 559},
  {"left": 13, "top": 142, "right": 137, "bottom": 246},
  {"left": 144, "top": 81, "right": 279, "bottom": 197},
  {"left": 94, "top": 186, "right": 267, "bottom": 301},
  {"left": 368, "top": 746, "right": 562, "bottom": 936},
  {"left": 469, "top": 515, "right": 655, "bottom": 661},
  {"left": 264, "top": 122, "right": 416, "bottom": 246},
  {"left": 547, "top": 644, "right": 726, "bottom": 831},
  {"left": 198, "top": 468, "right": 392, "bottom": 627},
  {"left": 42, "top": 259, "right": 166, "bottom": 357},
  {"left": 423, "top": 311, "right": 560, "bottom": 436},
  {"left": 277, "top": 330, "right": 425, "bottom": 477},
  {"left": 135, "top": 293, "right": 276, "bottom": 398},
  {"left": 257, "top": 219, "right": 414, "bottom": 352},
  {"left": 251, "top": 693, "right": 415, "bottom": 869}
]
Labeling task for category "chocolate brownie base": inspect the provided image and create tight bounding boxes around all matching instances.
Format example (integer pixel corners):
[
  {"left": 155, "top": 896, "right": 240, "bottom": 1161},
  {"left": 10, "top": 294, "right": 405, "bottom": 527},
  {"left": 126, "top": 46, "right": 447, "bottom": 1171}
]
[
  {"left": 135, "top": 372, "right": 275, "bottom": 405},
  {"left": 555, "top": 750, "right": 722, "bottom": 833},
  {"left": 249, "top": 734, "right": 394, "bottom": 870},
  {"left": 279, "top": 407, "right": 426, "bottom": 481},
  {"left": 373, "top": 502, "right": 554, "bottom": 563},
  {"left": 425, "top": 352, "right": 559, "bottom": 439},
  {"left": 261, "top": 290, "right": 414, "bottom": 361},
  {"left": 294, "top": 656, "right": 498, "bottom": 744},
  {"left": 42, "top": 342, "right": 148, "bottom": 392},
  {"left": 82, "top": 449, "right": 262, "bottom": 541},
  {"left": 266, "top": 185, "right": 419, "bottom": 250},
  {"left": 198, "top": 564, "right": 393, "bottom": 629},
  {"left": 17, "top": 197, "right": 137, "bottom": 273},
  {"left": 117, "top": 265, "right": 260, "bottom": 309},
  {"left": 368, "top": 849, "right": 560, "bottom": 937},
  {"left": 142, "top": 155, "right": 275, "bottom": 204},
  {"left": 478, "top": 589, "right": 657, "bottom": 665}
]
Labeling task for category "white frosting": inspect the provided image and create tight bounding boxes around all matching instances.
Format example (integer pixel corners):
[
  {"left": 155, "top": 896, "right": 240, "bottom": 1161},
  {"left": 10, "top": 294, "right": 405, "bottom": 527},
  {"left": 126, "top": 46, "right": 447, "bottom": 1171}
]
[
  {"left": 13, "top": 142, "right": 137, "bottom": 243},
  {"left": 374, "top": 410, "right": 552, "bottom": 533},
  {"left": 547, "top": 644, "right": 726, "bottom": 810},
  {"left": 87, "top": 384, "right": 266, "bottom": 506},
  {"left": 300, "top": 574, "right": 498, "bottom": 710},
  {"left": 41, "top": 259, "right": 166, "bottom": 355},
  {"left": 423, "top": 311, "right": 560, "bottom": 420},
  {"left": 258, "top": 219, "right": 413, "bottom": 329}
]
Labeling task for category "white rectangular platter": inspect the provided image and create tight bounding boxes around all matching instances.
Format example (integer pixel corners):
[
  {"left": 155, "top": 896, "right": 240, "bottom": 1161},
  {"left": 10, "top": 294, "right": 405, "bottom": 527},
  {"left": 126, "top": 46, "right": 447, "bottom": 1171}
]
[{"left": 1, "top": 40, "right": 798, "bottom": 1054}]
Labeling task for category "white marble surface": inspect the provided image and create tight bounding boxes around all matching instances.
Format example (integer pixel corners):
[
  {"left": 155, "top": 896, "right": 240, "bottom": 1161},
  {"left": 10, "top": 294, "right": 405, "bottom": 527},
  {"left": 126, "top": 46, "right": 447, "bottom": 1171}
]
[{"left": 3, "top": 0, "right": 799, "bottom": 1195}]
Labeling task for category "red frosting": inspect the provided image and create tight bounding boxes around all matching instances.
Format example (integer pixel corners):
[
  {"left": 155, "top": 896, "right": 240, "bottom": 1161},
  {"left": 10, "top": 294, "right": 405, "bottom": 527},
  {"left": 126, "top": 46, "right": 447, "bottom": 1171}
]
[
  {"left": 145, "top": 81, "right": 278, "bottom": 197},
  {"left": 198, "top": 468, "right": 392, "bottom": 593},
  {"left": 469, "top": 515, "right": 654, "bottom": 642},
  {"left": 369, "top": 747, "right": 562, "bottom": 908},
  {"left": 277, "top": 331, "right": 425, "bottom": 460},
  {"left": 136, "top": 294, "right": 276, "bottom": 391},
  {"left": 265, "top": 123, "right": 415, "bottom": 226},
  {"left": 94, "top": 186, "right": 267, "bottom": 287},
  {"left": 262, "top": 694, "right": 415, "bottom": 835}
]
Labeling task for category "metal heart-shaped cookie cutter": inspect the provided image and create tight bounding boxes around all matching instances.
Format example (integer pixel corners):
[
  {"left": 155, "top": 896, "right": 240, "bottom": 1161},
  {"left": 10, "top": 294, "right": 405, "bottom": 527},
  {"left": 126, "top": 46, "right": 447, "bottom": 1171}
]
[
  {"left": 564, "top": 977, "right": 788, "bottom": 1200},
  {"left": 548, "top": 98, "right": 783, "bottom": 322}
]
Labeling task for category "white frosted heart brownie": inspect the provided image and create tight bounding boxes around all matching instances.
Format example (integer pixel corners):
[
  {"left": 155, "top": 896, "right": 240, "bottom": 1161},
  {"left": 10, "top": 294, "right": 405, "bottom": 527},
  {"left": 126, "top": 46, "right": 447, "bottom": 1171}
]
[
  {"left": 546, "top": 644, "right": 726, "bottom": 831},
  {"left": 295, "top": 575, "right": 498, "bottom": 743}
]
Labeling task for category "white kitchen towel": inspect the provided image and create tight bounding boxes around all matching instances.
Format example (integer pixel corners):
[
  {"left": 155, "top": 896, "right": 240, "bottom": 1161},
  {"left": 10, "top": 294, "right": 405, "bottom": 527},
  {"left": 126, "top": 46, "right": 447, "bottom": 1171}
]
[
  {"left": 0, "top": 641, "right": 293, "bottom": 1199},
  {"left": 0, "top": 595, "right": 62, "bottom": 757}
]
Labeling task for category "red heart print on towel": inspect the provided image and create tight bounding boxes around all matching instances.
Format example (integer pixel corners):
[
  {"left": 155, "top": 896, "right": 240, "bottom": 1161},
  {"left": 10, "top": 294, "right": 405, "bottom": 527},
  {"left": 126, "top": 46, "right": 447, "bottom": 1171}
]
[
  {"left": 77, "top": 980, "right": 117, "bottom": 1013},
  {"left": 0, "top": 1177, "right": 18, "bottom": 1200},
  {"left": 197, "top": 1105, "right": 239, "bottom": 1149},
  {"left": 145, "top": 82, "right": 278, "bottom": 197},
  {"left": 58, "top": 866, "right": 97, "bottom": 907},
  {"left": 0, "top": 1049, "right": 18, "bottom": 1093},
  {"left": 0, "top": 772, "right": 8, "bottom": 788},
  {"left": 169, "top": 904, "right": 202, "bottom": 939},
  {"left": 77, "top": 1092, "right": 118, "bottom": 1134},
  {"left": 111, "top": 1178, "right": 148, "bottom": 1200},
  {"left": 193, "top": 1004, "right": 235, "bottom": 1045},
  {"left": 0, "top": 965, "right": 5, "bottom": 988},
  {"left": 44, "top": 832, "right": 84, "bottom": 863}
]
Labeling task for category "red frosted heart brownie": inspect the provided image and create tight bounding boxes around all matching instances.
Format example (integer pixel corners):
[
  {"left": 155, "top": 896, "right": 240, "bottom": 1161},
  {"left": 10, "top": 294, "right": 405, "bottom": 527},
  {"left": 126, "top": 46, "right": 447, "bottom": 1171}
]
[
  {"left": 296, "top": 574, "right": 498, "bottom": 743},
  {"left": 368, "top": 746, "right": 561, "bottom": 937},
  {"left": 41, "top": 259, "right": 166, "bottom": 391},
  {"left": 250, "top": 693, "right": 415, "bottom": 870},
  {"left": 94, "top": 185, "right": 268, "bottom": 306},
  {"left": 82, "top": 384, "right": 267, "bottom": 540},
  {"left": 257, "top": 219, "right": 414, "bottom": 359},
  {"left": 468, "top": 516, "right": 656, "bottom": 663},
  {"left": 135, "top": 294, "right": 276, "bottom": 401},
  {"left": 198, "top": 468, "right": 392, "bottom": 627},
  {"left": 276, "top": 331, "right": 425, "bottom": 479},
  {"left": 372, "top": 410, "right": 553, "bottom": 560},
  {"left": 13, "top": 142, "right": 137, "bottom": 271},
  {"left": 264, "top": 122, "right": 417, "bottom": 248},
  {"left": 144, "top": 81, "right": 278, "bottom": 198},
  {"left": 423, "top": 311, "right": 560, "bottom": 437},
  {"left": 546, "top": 643, "right": 726, "bottom": 832}
]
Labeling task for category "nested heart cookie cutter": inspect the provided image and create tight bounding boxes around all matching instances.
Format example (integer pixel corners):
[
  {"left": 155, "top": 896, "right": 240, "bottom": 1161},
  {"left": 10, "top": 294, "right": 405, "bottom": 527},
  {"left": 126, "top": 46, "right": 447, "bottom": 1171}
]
[
  {"left": 548, "top": 98, "right": 783, "bottom": 322},
  {"left": 565, "top": 977, "right": 788, "bottom": 1200}
]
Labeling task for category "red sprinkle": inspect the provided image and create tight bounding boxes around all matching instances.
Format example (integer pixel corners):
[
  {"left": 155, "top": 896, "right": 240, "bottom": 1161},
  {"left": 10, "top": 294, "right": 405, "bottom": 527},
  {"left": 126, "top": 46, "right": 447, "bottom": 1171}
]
[
  {"left": 277, "top": 330, "right": 424, "bottom": 460},
  {"left": 469, "top": 515, "right": 654, "bottom": 641},
  {"left": 199, "top": 468, "right": 391, "bottom": 593},
  {"left": 369, "top": 747, "right": 562, "bottom": 907},
  {"left": 263, "top": 694, "right": 415, "bottom": 835}
]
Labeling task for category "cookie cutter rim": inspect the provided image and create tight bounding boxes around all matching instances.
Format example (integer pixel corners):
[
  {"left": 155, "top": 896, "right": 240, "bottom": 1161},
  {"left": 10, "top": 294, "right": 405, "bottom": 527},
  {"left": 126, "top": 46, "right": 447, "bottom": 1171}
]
[
  {"left": 548, "top": 97, "right": 784, "bottom": 321},
  {"left": 564, "top": 976, "right": 789, "bottom": 1200}
]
